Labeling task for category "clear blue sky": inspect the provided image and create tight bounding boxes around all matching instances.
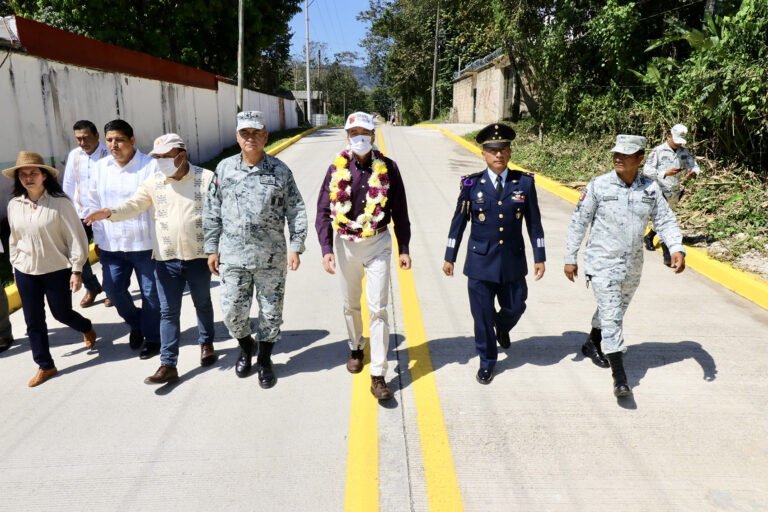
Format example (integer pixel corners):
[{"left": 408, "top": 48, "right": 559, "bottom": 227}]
[{"left": 288, "top": 0, "right": 369, "bottom": 65}]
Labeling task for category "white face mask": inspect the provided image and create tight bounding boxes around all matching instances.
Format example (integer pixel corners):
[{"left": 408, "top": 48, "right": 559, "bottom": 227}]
[
  {"left": 349, "top": 135, "right": 372, "bottom": 156},
  {"left": 155, "top": 156, "right": 180, "bottom": 177}
]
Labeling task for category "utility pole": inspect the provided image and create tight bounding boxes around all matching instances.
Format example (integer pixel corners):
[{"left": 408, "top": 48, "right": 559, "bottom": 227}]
[
  {"left": 429, "top": 0, "right": 440, "bottom": 120},
  {"left": 236, "top": 0, "right": 244, "bottom": 112},
  {"left": 305, "top": 0, "right": 312, "bottom": 124},
  {"left": 343, "top": 91, "right": 346, "bottom": 117}
]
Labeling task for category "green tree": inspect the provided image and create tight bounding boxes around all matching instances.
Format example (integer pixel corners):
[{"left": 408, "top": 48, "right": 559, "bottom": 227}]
[{"left": 10, "top": 0, "right": 301, "bottom": 92}]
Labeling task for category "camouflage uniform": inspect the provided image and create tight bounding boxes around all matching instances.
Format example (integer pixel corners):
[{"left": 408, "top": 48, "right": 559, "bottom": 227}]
[
  {"left": 203, "top": 153, "right": 307, "bottom": 343},
  {"left": 565, "top": 171, "right": 685, "bottom": 354},
  {"left": 642, "top": 142, "right": 700, "bottom": 211}
]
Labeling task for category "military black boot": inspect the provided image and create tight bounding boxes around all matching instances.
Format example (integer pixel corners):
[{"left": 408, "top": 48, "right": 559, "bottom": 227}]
[
  {"left": 661, "top": 242, "right": 672, "bottom": 267},
  {"left": 235, "top": 335, "right": 255, "bottom": 378},
  {"left": 256, "top": 341, "right": 276, "bottom": 389},
  {"left": 606, "top": 352, "right": 631, "bottom": 397},
  {"left": 581, "top": 328, "right": 609, "bottom": 368},
  {"left": 643, "top": 230, "right": 656, "bottom": 251}
]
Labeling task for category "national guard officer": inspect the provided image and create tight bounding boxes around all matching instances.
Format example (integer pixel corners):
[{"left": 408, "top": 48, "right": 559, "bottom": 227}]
[
  {"left": 443, "top": 123, "right": 546, "bottom": 385},
  {"left": 642, "top": 124, "right": 701, "bottom": 266},
  {"left": 203, "top": 111, "right": 307, "bottom": 388},
  {"left": 564, "top": 134, "right": 686, "bottom": 398}
]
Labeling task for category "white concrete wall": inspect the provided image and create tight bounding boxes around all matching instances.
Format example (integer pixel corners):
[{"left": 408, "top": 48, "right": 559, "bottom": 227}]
[{"left": 0, "top": 52, "right": 299, "bottom": 214}]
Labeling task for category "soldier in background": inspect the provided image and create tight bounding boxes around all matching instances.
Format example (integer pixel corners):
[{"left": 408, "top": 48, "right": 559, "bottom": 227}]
[
  {"left": 642, "top": 124, "right": 701, "bottom": 266},
  {"left": 564, "top": 134, "right": 686, "bottom": 398},
  {"left": 203, "top": 111, "right": 307, "bottom": 388},
  {"left": 62, "top": 120, "right": 108, "bottom": 307}
]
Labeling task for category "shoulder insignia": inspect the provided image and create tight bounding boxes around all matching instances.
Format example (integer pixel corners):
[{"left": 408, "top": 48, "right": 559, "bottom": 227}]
[{"left": 460, "top": 171, "right": 484, "bottom": 188}]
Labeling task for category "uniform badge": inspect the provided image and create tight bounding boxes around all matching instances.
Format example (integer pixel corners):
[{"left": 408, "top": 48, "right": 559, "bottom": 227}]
[
  {"left": 478, "top": 213, "right": 486, "bottom": 222},
  {"left": 260, "top": 174, "right": 276, "bottom": 185},
  {"left": 516, "top": 211, "right": 521, "bottom": 219},
  {"left": 208, "top": 176, "right": 218, "bottom": 195}
]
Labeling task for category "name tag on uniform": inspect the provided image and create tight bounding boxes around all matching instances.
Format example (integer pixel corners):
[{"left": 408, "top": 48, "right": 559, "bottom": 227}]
[
  {"left": 260, "top": 174, "right": 277, "bottom": 185},
  {"left": 641, "top": 196, "right": 655, "bottom": 204},
  {"left": 602, "top": 195, "right": 618, "bottom": 201}
]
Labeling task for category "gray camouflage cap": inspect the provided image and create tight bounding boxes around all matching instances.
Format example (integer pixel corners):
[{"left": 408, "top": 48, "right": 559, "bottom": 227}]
[{"left": 609, "top": 134, "right": 646, "bottom": 154}]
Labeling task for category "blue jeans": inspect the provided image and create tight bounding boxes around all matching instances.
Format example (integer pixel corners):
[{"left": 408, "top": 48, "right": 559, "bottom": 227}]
[
  {"left": 15, "top": 268, "right": 92, "bottom": 370},
  {"left": 155, "top": 259, "right": 215, "bottom": 367},
  {"left": 80, "top": 221, "right": 101, "bottom": 292},
  {"left": 100, "top": 250, "right": 160, "bottom": 343}
]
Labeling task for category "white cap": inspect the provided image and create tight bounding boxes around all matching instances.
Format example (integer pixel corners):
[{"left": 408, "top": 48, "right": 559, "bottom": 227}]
[
  {"left": 344, "top": 112, "right": 375, "bottom": 131},
  {"left": 237, "top": 111, "right": 266, "bottom": 131},
  {"left": 670, "top": 124, "right": 687, "bottom": 145},
  {"left": 149, "top": 133, "right": 186, "bottom": 156},
  {"left": 609, "top": 134, "right": 646, "bottom": 154}
]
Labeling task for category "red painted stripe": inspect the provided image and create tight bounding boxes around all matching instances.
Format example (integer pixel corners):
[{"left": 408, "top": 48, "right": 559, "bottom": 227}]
[{"left": 14, "top": 16, "right": 218, "bottom": 90}]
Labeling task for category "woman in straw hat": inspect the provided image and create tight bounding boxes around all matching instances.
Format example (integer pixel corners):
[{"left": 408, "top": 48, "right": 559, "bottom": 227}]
[{"left": 3, "top": 151, "right": 97, "bottom": 387}]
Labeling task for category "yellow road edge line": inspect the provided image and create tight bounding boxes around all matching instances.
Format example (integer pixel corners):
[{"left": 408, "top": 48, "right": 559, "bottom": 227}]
[
  {"left": 3, "top": 125, "right": 327, "bottom": 315},
  {"left": 379, "top": 125, "right": 465, "bottom": 511},
  {"left": 418, "top": 123, "right": 768, "bottom": 311},
  {"left": 344, "top": 275, "right": 379, "bottom": 509}
]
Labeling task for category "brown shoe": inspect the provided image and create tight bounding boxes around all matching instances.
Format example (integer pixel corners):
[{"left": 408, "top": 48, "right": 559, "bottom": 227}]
[
  {"left": 370, "top": 376, "right": 392, "bottom": 400},
  {"left": 29, "top": 367, "right": 58, "bottom": 387},
  {"left": 83, "top": 328, "right": 97, "bottom": 349},
  {"left": 200, "top": 342, "right": 217, "bottom": 366},
  {"left": 104, "top": 297, "right": 113, "bottom": 307},
  {"left": 347, "top": 348, "right": 364, "bottom": 373},
  {"left": 144, "top": 365, "right": 179, "bottom": 385},
  {"left": 79, "top": 286, "right": 102, "bottom": 307}
]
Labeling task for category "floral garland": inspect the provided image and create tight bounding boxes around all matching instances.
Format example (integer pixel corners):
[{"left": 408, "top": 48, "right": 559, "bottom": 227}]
[{"left": 329, "top": 149, "right": 389, "bottom": 242}]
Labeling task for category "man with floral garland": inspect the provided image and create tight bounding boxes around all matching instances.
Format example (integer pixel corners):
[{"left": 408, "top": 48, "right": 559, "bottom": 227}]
[{"left": 315, "top": 112, "right": 412, "bottom": 401}]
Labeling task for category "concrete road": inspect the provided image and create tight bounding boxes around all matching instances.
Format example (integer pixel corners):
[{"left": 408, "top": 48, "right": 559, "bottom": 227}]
[{"left": 0, "top": 125, "right": 766, "bottom": 512}]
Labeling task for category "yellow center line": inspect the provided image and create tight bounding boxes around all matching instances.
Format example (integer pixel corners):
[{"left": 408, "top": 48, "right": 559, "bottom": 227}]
[
  {"left": 344, "top": 274, "right": 379, "bottom": 506},
  {"left": 380, "top": 125, "right": 465, "bottom": 511}
]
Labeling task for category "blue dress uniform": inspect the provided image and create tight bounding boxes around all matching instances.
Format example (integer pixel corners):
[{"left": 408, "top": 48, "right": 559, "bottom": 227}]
[{"left": 444, "top": 124, "right": 546, "bottom": 382}]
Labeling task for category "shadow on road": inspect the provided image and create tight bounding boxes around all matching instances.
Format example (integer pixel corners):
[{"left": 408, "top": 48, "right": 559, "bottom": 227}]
[
  {"left": 391, "top": 331, "right": 717, "bottom": 396},
  {"left": 625, "top": 340, "right": 717, "bottom": 387}
]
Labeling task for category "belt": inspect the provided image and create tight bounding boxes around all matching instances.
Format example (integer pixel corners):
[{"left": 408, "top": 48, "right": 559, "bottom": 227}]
[{"left": 376, "top": 226, "right": 388, "bottom": 234}]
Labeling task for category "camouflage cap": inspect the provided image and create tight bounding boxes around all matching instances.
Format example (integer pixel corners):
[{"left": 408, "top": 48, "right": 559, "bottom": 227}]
[
  {"left": 609, "top": 134, "right": 646, "bottom": 154},
  {"left": 670, "top": 124, "right": 687, "bottom": 145},
  {"left": 237, "top": 111, "right": 266, "bottom": 131}
]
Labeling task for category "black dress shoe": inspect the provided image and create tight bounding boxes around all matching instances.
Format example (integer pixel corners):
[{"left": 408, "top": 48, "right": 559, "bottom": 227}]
[
  {"left": 235, "top": 336, "right": 255, "bottom": 378},
  {"left": 494, "top": 321, "right": 511, "bottom": 349},
  {"left": 257, "top": 362, "right": 276, "bottom": 389},
  {"left": 129, "top": 330, "right": 144, "bottom": 350},
  {"left": 476, "top": 368, "right": 493, "bottom": 385},
  {"left": 139, "top": 342, "right": 160, "bottom": 359}
]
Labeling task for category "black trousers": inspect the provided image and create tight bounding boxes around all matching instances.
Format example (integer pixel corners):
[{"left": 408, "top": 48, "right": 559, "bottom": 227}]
[{"left": 15, "top": 268, "right": 92, "bottom": 370}]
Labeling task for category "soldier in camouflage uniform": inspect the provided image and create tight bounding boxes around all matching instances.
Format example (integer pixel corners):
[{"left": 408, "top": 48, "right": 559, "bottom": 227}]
[
  {"left": 564, "top": 134, "right": 686, "bottom": 398},
  {"left": 203, "top": 111, "right": 307, "bottom": 388},
  {"left": 642, "top": 124, "right": 701, "bottom": 265}
]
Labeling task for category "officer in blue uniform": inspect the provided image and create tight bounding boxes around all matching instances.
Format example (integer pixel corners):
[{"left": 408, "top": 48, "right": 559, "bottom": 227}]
[{"left": 443, "top": 123, "right": 546, "bottom": 384}]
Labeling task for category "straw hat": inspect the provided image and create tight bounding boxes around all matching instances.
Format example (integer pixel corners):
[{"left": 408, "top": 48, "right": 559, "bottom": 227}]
[{"left": 2, "top": 151, "right": 59, "bottom": 179}]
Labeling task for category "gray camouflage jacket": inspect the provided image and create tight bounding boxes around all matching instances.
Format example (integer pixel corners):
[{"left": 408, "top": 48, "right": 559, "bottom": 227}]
[
  {"left": 643, "top": 142, "right": 700, "bottom": 192},
  {"left": 565, "top": 171, "right": 685, "bottom": 279},
  {"left": 203, "top": 153, "right": 307, "bottom": 268}
]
